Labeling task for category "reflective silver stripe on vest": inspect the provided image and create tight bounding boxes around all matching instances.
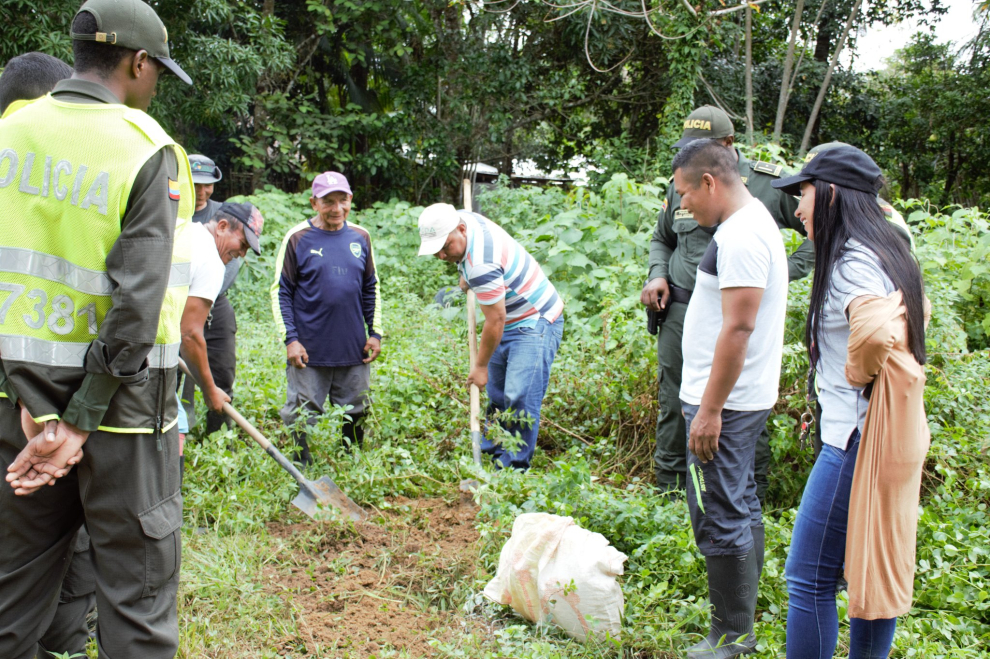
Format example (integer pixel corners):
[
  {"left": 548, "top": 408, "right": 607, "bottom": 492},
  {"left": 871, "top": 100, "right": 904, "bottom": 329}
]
[
  {"left": 0, "top": 335, "right": 180, "bottom": 369},
  {"left": 148, "top": 343, "right": 181, "bottom": 368},
  {"left": 0, "top": 335, "right": 88, "bottom": 367},
  {"left": 0, "top": 247, "right": 113, "bottom": 295},
  {"left": 169, "top": 261, "right": 191, "bottom": 288},
  {"left": 0, "top": 248, "right": 191, "bottom": 292}
]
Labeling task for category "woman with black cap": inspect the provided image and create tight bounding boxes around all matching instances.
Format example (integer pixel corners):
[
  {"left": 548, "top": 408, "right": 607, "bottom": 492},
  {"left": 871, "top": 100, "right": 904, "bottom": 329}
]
[{"left": 771, "top": 146, "right": 930, "bottom": 658}]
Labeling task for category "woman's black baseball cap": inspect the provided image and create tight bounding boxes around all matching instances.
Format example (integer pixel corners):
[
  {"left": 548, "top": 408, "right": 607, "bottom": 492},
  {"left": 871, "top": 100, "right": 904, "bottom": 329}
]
[{"left": 772, "top": 145, "right": 883, "bottom": 197}]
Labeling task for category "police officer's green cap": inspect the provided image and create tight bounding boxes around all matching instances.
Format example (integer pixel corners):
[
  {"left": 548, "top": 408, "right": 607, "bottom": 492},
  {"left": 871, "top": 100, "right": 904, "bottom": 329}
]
[
  {"left": 71, "top": 0, "right": 192, "bottom": 86},
  {"left": 188, "top": 154, "right": 222, "bottom": 184},
  {"left": 674, "top": 105, "right": 735, "bottom": 149},
  {"left": 805, "top": 141, "right": 851, "bottom": 162}
]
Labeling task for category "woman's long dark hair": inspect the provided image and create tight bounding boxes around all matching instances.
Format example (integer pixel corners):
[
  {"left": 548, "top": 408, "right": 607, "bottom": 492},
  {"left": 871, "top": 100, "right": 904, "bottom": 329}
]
[{"left": 806, "top": 180, "right": 926, "bottom": 366}]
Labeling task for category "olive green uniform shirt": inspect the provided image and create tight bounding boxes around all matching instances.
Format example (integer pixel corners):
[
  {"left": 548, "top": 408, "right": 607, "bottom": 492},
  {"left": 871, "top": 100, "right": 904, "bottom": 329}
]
[
  {"left": 648, "top": 152, "right": 813, "bottom": 290},
  {"left": 0, "top": 79, "right": 178, "bottom": 431}
]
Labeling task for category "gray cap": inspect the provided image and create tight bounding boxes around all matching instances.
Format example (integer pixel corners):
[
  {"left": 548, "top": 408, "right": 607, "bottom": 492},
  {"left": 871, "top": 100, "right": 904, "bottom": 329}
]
[
  {"left": 71, "top": 0, "right": 192, "bottom": 85},
  {"left": 188, "top": 154, "right": 222, "bottom": 184},
  {"left": 674, "top": 105, "right": 735, "bottom": 149}
]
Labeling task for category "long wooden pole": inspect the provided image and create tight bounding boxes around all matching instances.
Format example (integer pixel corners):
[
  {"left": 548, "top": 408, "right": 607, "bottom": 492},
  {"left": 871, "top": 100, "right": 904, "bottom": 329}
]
[{"left": 463, "top": 178, "right": 482, "bottom": 466}]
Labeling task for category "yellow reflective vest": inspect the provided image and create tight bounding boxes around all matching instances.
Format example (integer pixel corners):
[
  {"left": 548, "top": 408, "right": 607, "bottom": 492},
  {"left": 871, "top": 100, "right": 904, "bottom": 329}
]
[{"left": 0, "top": 94, "right": 192, "bottom": 433}]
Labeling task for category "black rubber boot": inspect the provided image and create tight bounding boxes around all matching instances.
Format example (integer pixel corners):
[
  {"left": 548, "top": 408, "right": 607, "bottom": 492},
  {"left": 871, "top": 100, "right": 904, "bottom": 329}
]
[
  {"left": 179, "top": 454, "right": 185, "bottom": 486},
  {"left": 205, "top": 409, "right": 234, "bottom": 436},
  {"left": 342, "top": 415, "right": 364, "bottom": 451},
  {"left": 292, "top": 430, "right": 312, "bottom": 467},
  {"left": 752, "top": 523, "right": 765, "bottom": 580},
  {"left": 686, "top": 548, "right": 760, "bottom": 658}
]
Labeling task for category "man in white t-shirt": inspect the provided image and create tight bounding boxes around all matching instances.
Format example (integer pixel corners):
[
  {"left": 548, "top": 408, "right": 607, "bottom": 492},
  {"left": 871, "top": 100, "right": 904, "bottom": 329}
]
[
  {"left": 178, "top": 202, "right": 264, "bottom": 477},
  {"left": 672, "top": 139, "right": 788, "bottom": 659}
]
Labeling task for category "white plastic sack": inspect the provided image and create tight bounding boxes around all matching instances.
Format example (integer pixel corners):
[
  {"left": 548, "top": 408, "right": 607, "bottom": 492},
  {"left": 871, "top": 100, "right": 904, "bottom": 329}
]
[{"left": 483, "top": 512, "right": 627, "bottom": 642}]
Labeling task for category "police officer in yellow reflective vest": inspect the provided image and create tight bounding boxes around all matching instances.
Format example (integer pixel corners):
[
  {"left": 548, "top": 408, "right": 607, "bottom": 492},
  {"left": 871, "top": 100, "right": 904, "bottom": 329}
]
[
  {"left": 0, "top": 0, "right": 193, "bottom": 656},
  {"left": 641, "top": 105, "right": 812, "bottom": 502},
  {"left": 0, "top": 51, "right": 99, "bottom": 659}
]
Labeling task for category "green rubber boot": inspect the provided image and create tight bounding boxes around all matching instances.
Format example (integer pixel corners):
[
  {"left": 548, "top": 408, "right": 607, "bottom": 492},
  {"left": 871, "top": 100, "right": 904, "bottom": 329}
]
[{"left": 686, "top": 547, "right": 759, "bottom": 658}]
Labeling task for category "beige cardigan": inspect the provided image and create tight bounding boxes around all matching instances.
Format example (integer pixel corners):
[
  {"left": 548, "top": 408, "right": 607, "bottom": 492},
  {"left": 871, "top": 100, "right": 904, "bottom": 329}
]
[{"left": 844, "top": 291, "right": 930, "bottom": 620}]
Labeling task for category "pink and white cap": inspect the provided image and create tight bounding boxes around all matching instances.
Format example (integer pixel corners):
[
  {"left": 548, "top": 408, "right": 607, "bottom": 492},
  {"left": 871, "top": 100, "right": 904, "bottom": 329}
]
[{"left": 311, "top": 171, "right": 352, "bottom": 198}]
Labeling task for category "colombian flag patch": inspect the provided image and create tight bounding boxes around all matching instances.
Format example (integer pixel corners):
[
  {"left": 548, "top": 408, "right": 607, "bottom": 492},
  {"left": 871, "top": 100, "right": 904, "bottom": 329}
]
[{"left": 168, "top": 179, "right": 180, "bottom": 200}]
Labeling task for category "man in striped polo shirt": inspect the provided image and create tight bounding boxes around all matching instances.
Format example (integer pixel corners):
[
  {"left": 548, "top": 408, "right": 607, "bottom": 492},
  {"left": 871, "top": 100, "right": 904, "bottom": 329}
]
[{"left": 418, "top": 204, "right": 564, "bottom": 470}]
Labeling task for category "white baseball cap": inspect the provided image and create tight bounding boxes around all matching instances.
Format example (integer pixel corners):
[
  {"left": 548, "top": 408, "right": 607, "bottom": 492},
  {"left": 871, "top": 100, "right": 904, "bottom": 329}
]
[{"left": 417, "top": 203, "right": 462, "bottom": 256}]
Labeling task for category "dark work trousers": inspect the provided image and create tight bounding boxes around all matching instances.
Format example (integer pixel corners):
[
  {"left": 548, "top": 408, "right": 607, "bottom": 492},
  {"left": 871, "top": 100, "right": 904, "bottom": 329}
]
[
  {"left": 654, "top": 301, "right": 772, "bottom": 500},
  {"left": 682, "top": 402, "right": 771, "bottom": 557},
  {"left": 280, "top": 363, "right": 371, "bottom": 462},
  {"left": 181, "top": 293, "right": 237, "bottom": 434},
  {"left": 0, "top": 404, "right": 182, "bottom": 659},
  {"left": 653, "top": 301, "right": 689, "bottom": 492},
  {"left": 38, "top": 526, "right": 96, "bottom": 657}
]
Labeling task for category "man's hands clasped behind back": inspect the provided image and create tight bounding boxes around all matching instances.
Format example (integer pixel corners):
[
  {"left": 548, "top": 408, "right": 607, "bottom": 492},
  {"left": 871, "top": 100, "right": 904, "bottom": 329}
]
[{"left": 6, "top": 404, "right": 89, "bottom": 496}]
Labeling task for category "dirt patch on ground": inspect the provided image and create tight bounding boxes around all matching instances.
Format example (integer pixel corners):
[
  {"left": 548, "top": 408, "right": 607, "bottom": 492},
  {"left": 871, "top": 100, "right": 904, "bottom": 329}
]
[{"left": 265, "top": 495, "right": 480, "bottom": 657}]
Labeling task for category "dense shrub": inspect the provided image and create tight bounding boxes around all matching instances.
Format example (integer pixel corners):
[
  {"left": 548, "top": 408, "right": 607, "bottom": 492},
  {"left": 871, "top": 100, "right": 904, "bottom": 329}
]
[{"left": 203, "top": 177, "right": 990, "bottom": 656}]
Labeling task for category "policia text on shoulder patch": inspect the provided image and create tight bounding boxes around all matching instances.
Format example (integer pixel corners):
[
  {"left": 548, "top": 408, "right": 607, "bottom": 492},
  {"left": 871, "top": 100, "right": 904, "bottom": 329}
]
[{"left": 753, "top": 161, "right": 784, "bottom": 177}]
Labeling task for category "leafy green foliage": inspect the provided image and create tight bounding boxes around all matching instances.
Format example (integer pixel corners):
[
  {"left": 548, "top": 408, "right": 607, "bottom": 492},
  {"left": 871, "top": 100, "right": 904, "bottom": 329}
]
[{"left": 165, "top": 178, "right": 990, "bottom": 655}]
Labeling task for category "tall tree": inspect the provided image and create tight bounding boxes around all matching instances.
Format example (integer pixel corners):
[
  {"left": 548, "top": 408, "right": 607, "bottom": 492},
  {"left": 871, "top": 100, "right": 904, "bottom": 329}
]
[
  {"left": 744, "top": 4, "right": 755, "bottom": 144},
  {"left": 798, "top": 0, "right": 863, "bottom": 153},
  {"left": 773, "top": 0, "right": 807, "bottom": 142}
]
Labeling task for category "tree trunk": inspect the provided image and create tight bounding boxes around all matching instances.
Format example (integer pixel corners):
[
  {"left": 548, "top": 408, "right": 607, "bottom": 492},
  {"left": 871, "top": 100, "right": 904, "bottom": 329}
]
[
  {"left": 799, "top": 0, "right": 863, "bottom": 154},
  {"left": 744, "top": 6, "right": 754, "bottom": 144},
  {"left": 814, "top": 12, "right": 833, "bottom": 62},
  {"left": 773, "top": 0, "right": 806, "bottom": 142},
  {"left": 943, "top": 133, "right": 961, "bottom": 200},
  {"left": 249, "top": 0, "right": 277, "bottom": 193}
]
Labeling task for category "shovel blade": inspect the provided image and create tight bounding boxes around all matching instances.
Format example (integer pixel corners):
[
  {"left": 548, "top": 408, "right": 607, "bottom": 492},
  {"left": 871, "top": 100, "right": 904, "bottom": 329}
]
[
  {"left": 292, "top": 475, "right": 367, "bottom": 522},
  {"left": 291, "top": 489, "right": 320, "bottom": 520}
]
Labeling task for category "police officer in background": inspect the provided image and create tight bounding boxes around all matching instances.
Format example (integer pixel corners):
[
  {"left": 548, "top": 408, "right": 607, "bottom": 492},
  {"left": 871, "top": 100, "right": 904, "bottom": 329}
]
[
  {"left": 181, "top": 154, "right": 241, "bottom": 434},
  {"left": 641, "top": 105, "right": 812, "bottom": 500},
  {"left": 0, "top": 0, "right": 193, "bottom": 656}
]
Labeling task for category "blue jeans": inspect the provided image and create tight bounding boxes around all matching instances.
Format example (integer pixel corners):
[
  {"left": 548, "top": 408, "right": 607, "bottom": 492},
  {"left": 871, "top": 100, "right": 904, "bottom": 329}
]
[
  {"left": 785, "top": 429, "right": 896, "bottom": 658},
  {"left": 482, "top": 316, "right": 563, "bottom": 470}
]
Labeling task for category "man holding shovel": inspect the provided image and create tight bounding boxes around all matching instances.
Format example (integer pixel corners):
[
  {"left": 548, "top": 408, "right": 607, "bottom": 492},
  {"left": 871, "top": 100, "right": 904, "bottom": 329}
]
[
  {"left": 178, "top": 203, "right": 264, "bottom": 478},
  {"left": 418, "top": 204, "right": 564, "bottom": 471}
]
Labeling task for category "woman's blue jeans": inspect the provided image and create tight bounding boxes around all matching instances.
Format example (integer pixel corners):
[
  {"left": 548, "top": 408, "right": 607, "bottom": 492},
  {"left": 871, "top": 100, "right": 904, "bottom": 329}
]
[
  {"left": 482, "top": 316, "right": 563, "bottom": 470},
  {"left": 785, "top": 429, "right": 897, "bottom": 658}
]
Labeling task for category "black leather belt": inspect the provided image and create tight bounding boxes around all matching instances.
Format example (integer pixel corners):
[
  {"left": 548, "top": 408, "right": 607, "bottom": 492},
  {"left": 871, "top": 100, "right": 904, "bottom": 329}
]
[{"left": 669, "top": 284, "right": 692, "bottom": 305}]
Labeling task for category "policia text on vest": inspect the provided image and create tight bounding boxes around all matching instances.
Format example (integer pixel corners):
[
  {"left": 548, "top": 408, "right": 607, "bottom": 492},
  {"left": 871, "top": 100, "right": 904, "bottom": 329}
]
[
  {"left": 0, "top": 94, "right": 193, "bottom": 434},
  {"left": 0, "top": 148, "right": 111, "bottom": 215}
]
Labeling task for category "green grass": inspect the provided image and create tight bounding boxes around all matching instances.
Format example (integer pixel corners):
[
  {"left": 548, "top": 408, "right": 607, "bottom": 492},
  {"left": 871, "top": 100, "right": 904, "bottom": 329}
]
[{"left": 166, "top": 187, "right": 990, "bottom": 657}]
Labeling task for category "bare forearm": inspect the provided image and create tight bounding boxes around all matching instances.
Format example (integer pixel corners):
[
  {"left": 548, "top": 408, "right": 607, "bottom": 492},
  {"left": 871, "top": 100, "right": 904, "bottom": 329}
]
[
  {"left": 181, "top": 333, "right": 216, "bottom": 392},
  {"left": 700, "top": 328, "right": 752, "bottom": 415},
  {"left": 477, "top": 321, "right": 504, "bottom": 368}
]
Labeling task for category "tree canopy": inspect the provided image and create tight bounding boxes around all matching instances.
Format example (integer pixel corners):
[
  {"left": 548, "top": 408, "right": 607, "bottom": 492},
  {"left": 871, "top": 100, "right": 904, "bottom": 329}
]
[{"left": 1, "top": 0, "right": 985, "bottom": 206}]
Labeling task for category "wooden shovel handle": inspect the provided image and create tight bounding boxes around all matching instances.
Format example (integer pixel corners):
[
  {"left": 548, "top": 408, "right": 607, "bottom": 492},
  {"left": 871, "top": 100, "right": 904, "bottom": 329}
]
[
  {"left": 467, "top": 290, "right": 480, "bottom": 433},
  {"left": 178, "top": 358, "right": 271, "bottom": 450}
]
